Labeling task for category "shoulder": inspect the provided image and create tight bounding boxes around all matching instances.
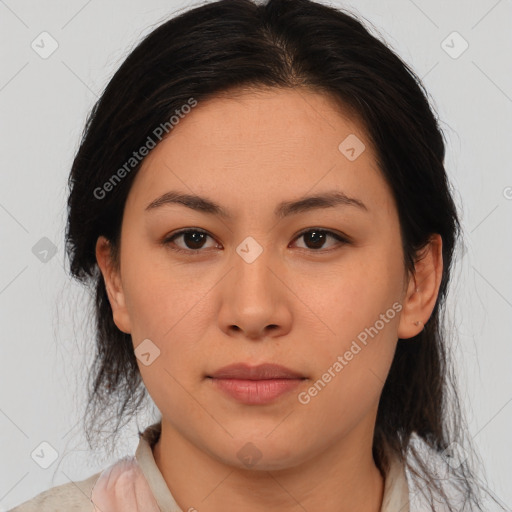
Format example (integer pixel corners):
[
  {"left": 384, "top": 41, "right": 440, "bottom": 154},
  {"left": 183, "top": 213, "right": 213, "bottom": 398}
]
[{"left": 9, "top": 471, "right": 101, "bottom": 512}]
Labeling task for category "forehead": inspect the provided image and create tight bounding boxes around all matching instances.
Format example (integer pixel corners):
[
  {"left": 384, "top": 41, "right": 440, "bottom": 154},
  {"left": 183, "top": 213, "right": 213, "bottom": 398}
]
[
  {"left": 167, "top": 87, "right": 369, "bottom": 155},
  {"left": 127, "top": 87, "right": 394, "bottom": 218}
]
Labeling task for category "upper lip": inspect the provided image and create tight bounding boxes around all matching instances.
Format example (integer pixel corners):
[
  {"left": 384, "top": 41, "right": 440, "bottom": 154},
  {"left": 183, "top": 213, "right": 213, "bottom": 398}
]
[{"left": 208, "top": 363, "right": 305, "bottom": 380}]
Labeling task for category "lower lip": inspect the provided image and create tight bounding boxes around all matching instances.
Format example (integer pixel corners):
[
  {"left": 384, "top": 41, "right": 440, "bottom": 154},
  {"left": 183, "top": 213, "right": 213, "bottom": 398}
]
[{"left": 208, "top": 377, "right": 304, "bottom": 405}]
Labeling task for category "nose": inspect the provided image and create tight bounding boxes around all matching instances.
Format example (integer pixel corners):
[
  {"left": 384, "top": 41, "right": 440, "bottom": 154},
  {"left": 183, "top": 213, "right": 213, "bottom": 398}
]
[{"left": 216, "top": 242, "right": 293, "bottom": 341}]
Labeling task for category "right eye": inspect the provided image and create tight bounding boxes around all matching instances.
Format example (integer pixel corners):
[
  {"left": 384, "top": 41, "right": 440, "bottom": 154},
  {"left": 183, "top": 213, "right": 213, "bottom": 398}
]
[{"left": 162, "top": 228, "right": 220, "bottom": 254}]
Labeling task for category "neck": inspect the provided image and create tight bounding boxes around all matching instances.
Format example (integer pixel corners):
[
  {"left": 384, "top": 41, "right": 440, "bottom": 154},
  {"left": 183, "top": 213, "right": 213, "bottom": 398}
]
[{"left": 153, "top": 421, "right": 385, "bottom": 512}]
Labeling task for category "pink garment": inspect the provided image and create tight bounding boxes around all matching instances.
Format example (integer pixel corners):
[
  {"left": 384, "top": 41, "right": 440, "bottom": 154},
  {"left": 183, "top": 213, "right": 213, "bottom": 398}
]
[{"left": 91, "top": 456, "right": 162, "bottom": 512}]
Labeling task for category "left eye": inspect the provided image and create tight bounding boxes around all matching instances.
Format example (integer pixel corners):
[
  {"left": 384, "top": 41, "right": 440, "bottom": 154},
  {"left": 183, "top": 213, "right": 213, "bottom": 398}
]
[
  {"left": 293, "top": 228, "right": 350, "bottom": 251},
  {"left": 162, "top": 228, "right": 350, "bottom": 254}
]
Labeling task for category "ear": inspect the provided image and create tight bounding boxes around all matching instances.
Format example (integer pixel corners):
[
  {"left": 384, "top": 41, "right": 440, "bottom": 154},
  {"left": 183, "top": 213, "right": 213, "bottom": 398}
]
[
  {"left": 397, "top": 233, "right": 443, "bottom": 339},
  {"left": 95, "top": 235, "right": 132, "bottom": 334}
]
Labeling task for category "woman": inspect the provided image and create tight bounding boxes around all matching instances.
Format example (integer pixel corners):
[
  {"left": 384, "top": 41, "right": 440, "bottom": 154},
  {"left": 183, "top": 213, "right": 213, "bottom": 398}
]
[{"left": 10, "top": 0, "right": 504, "bottom": 510}]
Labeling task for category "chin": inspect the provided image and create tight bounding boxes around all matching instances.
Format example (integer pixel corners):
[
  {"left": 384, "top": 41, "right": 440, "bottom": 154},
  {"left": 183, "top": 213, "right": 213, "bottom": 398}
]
[{"left": 214, "top": 436, "right": 308, "bottom": 472}]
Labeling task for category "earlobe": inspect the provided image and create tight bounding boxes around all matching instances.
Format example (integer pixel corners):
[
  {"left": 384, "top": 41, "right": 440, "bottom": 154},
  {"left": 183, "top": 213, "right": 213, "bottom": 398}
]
[
  {"left": 95, "top": 236, "right": 132, "bottom": 334},
  {"left": 397, "top": 234, "right": 443, "bottom": 340}
]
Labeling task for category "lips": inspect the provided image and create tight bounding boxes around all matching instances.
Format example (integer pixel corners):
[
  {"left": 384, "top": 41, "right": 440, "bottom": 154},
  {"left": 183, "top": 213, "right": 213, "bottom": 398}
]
[
  {"left": 207, "top": 363, "right": 305, "bottom": 380},
  {"left": 207, "top": 363, "right": 307, "bottom": 405}
]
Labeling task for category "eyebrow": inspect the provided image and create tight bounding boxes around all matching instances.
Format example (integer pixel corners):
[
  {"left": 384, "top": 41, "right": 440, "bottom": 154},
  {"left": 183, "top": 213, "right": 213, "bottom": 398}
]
[{"left": 145, "top": 190, "right": 369, "bottom": 219}]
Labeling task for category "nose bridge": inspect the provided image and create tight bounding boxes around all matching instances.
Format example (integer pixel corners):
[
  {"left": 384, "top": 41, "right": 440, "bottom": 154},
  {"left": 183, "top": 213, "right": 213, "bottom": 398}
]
[
  {"left": 217, "top": 233, "right": 291, "bottom": 337},
  {"left": 232, "top": 234, "right": 278, "bottom": 302}
]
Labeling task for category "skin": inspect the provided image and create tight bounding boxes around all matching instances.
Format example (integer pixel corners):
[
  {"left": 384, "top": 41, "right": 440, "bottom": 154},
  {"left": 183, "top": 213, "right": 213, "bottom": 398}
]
[{"left": 96, "top": 87, "right": 443, "bottom": 512}]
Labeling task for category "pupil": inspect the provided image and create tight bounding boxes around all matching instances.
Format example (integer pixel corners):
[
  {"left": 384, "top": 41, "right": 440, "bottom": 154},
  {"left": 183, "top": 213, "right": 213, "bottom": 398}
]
[
  {"left": 306, "top": 230, "right": 325, "bottom": 249},
  {"left": 186, "top": 232, "right": 205, "bottom": 249}
]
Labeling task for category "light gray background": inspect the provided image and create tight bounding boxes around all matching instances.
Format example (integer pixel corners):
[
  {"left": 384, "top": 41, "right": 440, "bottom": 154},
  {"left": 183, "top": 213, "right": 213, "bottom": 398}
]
[{"left": 1, "top": 0, "right": 511, "bottom": 510}]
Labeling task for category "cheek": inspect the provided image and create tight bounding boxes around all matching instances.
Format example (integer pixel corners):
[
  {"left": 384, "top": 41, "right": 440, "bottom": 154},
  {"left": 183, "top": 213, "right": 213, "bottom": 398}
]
[
  {"left": 295, "top": 253, "right": 400, "bottom": 342},
  {"left": 296, "top": 253, "right": 401, "bottom": 402},
  {"left": 121, "top": 245, "right": 210, "bottom": 341},
  {"left": 122, "top": 256, "right": 214, "bottom": 399},
  {"left": 299, "top": 319, "right": 398, "bottom": 433}
]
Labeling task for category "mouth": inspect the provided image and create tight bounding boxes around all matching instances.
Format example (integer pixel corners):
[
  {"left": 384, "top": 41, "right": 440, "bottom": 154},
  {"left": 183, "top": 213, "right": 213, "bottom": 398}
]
[{"left": 206, "top": 363, "right": 307, "bottom": 405}]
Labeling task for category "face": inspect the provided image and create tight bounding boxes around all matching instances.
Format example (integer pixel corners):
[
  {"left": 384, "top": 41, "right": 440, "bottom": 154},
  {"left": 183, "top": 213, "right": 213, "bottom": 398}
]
[{"left": 97, "top": 87, "right": 425, "bottom": 471}]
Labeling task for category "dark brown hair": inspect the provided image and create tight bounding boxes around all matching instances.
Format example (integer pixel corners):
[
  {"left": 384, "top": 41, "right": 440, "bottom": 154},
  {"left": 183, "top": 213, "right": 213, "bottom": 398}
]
[{"left": 65, "top": 0, "right": 502, "bottom": 509}]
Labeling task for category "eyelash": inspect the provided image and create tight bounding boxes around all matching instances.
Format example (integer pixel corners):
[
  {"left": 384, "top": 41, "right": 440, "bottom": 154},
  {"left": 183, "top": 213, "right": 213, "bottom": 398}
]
[{"left": 161, "top": 228, "right": 351, "bottom": 255}]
